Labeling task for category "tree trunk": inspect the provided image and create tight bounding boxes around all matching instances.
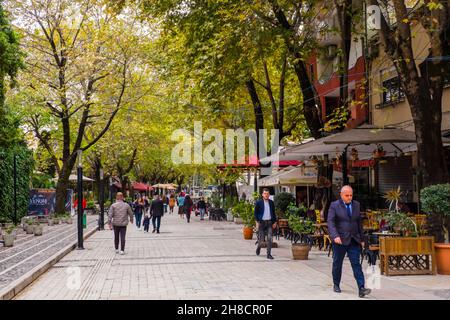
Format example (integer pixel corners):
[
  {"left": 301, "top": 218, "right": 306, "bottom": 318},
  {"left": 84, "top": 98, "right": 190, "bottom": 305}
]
[{"left": 55, "top": 167, "right": 71, "bottom": 215}]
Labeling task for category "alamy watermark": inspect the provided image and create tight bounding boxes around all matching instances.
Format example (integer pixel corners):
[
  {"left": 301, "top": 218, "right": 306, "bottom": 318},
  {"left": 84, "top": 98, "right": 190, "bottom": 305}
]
[
  {"left": 367, "top": 5, "right": 381, "bottom": 30},
  {"left": 66, "top": 266, "right": 81, "bottom": 290},
  {"left": 365, "top": 265, "right": 381, "bottom": 290},
  {"left": 170, "top": 122, "right": 279, "bottom": 175}
]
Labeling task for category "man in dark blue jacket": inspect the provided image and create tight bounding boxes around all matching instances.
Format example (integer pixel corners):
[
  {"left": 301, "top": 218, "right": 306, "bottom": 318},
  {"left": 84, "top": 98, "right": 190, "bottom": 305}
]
[
  {"left": 327, "top": 185, "right": 371, "bottom": 298},
  {"left": 254, "top": 188, "right": 277, "bottom": 259}
]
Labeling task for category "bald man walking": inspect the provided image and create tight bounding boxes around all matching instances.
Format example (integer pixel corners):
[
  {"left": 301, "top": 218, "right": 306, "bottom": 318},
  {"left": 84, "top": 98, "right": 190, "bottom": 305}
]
[{"left": 327, "top": 185, "right": 371, "bottom": 298}]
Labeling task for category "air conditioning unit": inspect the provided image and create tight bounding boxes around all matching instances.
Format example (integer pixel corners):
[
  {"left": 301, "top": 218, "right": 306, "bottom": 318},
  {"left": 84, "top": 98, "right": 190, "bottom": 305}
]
[{"left": 326, "top": 44, "right": 338, "bottom": 59}]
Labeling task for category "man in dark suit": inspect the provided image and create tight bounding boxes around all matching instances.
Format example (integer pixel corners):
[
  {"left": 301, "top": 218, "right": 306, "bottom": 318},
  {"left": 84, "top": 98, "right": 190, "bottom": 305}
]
[
  {"left": 327, "top": 185, "right": 371, "bottom": 298},
  {"left": 254, "top": 188, "right": 277, "bottom": 259},
  {"left": 150, "top": 195, "right": 164, "bottom": 233}
]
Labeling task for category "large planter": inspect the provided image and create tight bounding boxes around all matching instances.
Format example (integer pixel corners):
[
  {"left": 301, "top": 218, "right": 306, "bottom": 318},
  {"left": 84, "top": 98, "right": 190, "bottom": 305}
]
[
  {"left": 25, "top": 224, "right": 34, "bottom": 234},
  {"left": 243, "top": 226, "right": 253, "bottom": 240},
  {"left": 3, "top": 234, "right": 14, "bottom": 247},
  {"left": 380, "top": 236, "right": 436, "bottom": 276},
  {"left": 33, "top": 224, "right": 43, "bottom": 236},
  {"left": 434, "top": 243, "right": 450, "bottom": 275},
  {"left": 291, "top": 243, "right": 310, "bottom": 260},
  {"left": 48, "top": 219, "right": 54, "bottom": 226}
]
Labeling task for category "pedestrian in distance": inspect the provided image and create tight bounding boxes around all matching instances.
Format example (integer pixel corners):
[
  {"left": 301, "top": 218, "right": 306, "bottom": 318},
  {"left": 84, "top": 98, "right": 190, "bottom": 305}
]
[
  {"left": 184, "top": 194, "right": 194, "bottom": 223},
  {"left": 197, "top": 197, "right": 207, "bottom": 220},
  {"left": 133, "top": 195, "right": 145, "bottom": 230},
  {"left": 150, "top": 194, "right": 164, "bottom": 233},
  {"left": 177, "top": 193, "right": 185, "bottom": 219},
  {"left": 169, "top": 193, "right": 176, "bottom": 214},
  {"left": 327, "top": 185, "right": 371, "bottom": 298},
  {"left": 162, "top": 194, "right": 169, "bottom": 214},
  {"left": 254, "top": 188, "right": 277, "bottom": 260},
  {"left": 108, "top": 192, "right": 133, "bottom": 255},
  {"left": 143, "top": 213, "right": 151, "bottom": 232}
]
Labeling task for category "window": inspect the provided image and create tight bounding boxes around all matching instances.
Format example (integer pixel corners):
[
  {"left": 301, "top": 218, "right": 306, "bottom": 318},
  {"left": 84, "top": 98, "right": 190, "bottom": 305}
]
[{"left": 382, "top": 76, "right": 405, "bottom": 104}]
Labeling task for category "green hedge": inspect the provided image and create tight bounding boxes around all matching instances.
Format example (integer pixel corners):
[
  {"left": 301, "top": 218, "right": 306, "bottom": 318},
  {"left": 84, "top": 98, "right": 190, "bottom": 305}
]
[{"left": 0, "top": 144, "right": 34, "bottom": 224}]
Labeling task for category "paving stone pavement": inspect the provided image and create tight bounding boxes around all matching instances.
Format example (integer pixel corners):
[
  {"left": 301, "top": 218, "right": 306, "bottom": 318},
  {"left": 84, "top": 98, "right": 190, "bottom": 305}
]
[
  {"left": 14, "top": 207, "right": 450, "bottom": 300},
  {"left": 0, "top": 215, "right": 99, "bottom": 294}
]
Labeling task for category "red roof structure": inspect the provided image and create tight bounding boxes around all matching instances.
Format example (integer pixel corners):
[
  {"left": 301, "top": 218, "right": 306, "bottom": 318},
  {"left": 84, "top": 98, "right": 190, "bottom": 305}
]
[{"left": 132, "top": 182, "right": 153, "bottom": 191}]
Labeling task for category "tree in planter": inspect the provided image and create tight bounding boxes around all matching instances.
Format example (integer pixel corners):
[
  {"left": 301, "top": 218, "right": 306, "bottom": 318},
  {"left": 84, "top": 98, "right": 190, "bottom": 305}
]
[{"left": 421, "top": 184, "right": 450, "bottom": 243}]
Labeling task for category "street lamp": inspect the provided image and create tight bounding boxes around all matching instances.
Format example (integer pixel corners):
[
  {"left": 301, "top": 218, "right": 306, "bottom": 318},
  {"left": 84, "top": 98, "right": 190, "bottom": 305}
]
[
  {"left": 77, "top": 149, "right": 84, "bottom": 250},
  {"left": 98, "top": 168, "right": 105, "bottom": 230}
]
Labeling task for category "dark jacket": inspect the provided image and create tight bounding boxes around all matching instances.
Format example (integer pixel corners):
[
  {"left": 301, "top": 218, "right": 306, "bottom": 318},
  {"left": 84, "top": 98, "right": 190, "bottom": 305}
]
[
  {"left": 150, "top": 199, "right": 164, "bottom": 217},
  {"left": 197, "top": 200, "right": 206, "bottom": 209},
  {"left": 254, "top": 199, "right": 277, "bottom": 223},
  {"left": 327, "top": 199, "right": 364, "bottom": 246}
]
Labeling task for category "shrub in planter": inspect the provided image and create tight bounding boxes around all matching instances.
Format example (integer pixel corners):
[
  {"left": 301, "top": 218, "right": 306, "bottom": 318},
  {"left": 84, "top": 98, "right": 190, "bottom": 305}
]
[
  {"left": 380, "top": 211, "right": 418, "bottom": 237},
  {"left": 25, "top": 219, "right": 34, "bottom": 234},
  {"left": 421, "top": 183, "right": 450, "bottom": 275},
  {"left": 274, "top": 192, "right": 295, "bottom": 219},
  {"left": 232, "top": 201, "right": 255, "bottom": 239},
  {"left": 2, "top": 225, "right": 16, "bottom": 247},
  {"left": 421, "top": 184, "right": 450, "bottom": 243},
  {"left": 289, "top": 216, "right": 315, "bottom": 260}
]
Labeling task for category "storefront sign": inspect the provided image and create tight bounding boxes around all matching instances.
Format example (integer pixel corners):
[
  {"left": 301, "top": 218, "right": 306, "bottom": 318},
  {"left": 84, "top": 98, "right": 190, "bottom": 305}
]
[{"left": 352, "top": 160, "right": 375, "bottom": 168}]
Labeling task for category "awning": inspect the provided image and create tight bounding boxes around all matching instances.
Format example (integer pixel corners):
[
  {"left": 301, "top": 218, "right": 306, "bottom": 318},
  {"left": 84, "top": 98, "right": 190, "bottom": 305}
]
[
  {"left": 263, "top": 125, "right": 450, "bottom": 161},
  {"left": 277, "top": 166, "right": 318, "bottom": 185},
  {"left": 258, "top": 166, "right": 296, "bottom": 187},
  {"left": 132, "top": 182, "right": 153, "bottom": 191}
]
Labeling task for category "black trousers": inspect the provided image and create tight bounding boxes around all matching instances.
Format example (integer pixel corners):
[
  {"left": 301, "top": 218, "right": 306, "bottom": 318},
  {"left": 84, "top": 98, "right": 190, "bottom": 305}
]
[
  {"left": 257, "top": 221, "right": 273, "bottom": 255},
  {"left": 113, "top": 226, "right": 127, "bottom": 251},
  {"left": 152, "top": 216, "right": 161, "bottom": 231}
]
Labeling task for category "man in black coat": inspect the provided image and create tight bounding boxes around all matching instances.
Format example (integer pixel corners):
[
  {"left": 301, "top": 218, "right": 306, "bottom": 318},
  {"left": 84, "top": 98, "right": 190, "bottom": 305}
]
[
  {"left": 254, "top": 188, "right": 277, "bottom": 259},
  {"left": 150, "top": 195, "right": 164, "bottom": 233},
  {"left": 327, "top": 185, "right": 371, "bottom": 298}
]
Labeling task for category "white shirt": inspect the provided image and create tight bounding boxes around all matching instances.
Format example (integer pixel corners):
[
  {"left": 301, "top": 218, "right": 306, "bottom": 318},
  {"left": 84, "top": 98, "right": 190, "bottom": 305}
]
[{"left": 262, "top": 200, "right": 271, "bottom": 220}]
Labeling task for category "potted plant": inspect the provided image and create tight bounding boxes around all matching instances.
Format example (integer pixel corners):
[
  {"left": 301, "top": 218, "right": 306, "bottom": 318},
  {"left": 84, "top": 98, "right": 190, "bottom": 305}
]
[
  {"left": 25, "top": 219, "right": 34, "bottom": 234},
  {"left": 33, "top": 222, "right": 43, "bottom": 236},
  {"left": 66, "top": 214, "right": 73, "bottom": 224},
  {"left": 421, "top": 183, "right": 450, "bottom": 275},
  {"left": 289, "top": 216, "right": 315, "bottom": 260},
  {"left": 47, "top": 215, "right": 54, "bottom": 226},
  {"left": 2, "top": 225, "right": 16, "bottom": 247},
  {"left": 236, "top": 201, "right": 255, "bottom": 240}
]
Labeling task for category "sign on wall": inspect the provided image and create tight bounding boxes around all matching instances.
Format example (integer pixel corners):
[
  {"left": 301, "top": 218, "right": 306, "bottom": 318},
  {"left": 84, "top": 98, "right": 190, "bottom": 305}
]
[{"left": 28, "top": 189, "right": 73, "bottom": 215}]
